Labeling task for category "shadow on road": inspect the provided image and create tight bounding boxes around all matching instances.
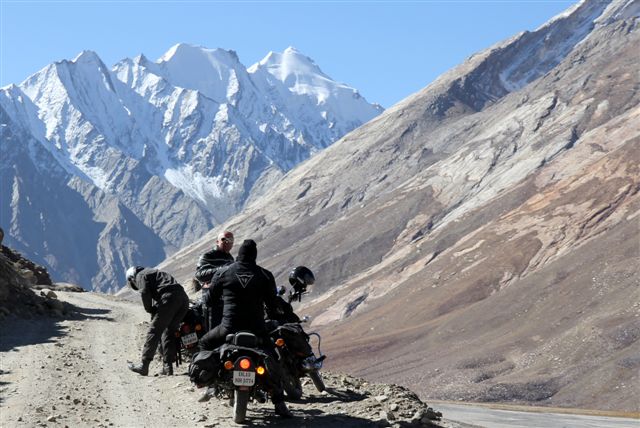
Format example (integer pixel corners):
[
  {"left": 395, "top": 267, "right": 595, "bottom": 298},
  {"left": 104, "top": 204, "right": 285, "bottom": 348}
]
[
  {"left": 285, "top": 386, "right": 369, "bottom": 406},
  {"left": 0, "top": 317, "right": 67, "bottom": 353},
  {"left": 0, "top": 301, "right": 113, "bottom": 353},
  {"left": 314, "top": 386, "right": 368, "bottom": 402},
  {"left": 0, "top": 375, "right": 8, "bottom": 405},
  {"left": 68, "top": 303, "right": 113, "bottom": 320},
  {"left": 247, "top": 406, "right": 435, "bottom": 427},
  {"left": 247, "top": 407, "right": 382, "bottom": 427}
]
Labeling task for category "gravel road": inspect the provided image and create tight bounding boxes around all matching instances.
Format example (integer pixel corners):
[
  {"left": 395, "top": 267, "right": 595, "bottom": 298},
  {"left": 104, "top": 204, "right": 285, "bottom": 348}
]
[{"left": 0, "top": 291, "right": 453, "bottom": 427}]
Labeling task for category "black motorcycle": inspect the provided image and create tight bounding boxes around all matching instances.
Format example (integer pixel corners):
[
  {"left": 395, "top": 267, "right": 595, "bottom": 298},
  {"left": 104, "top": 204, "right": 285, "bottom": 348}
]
[
  {"left": 174, "top": 301, "right": 206, "bottom": 365},
  {"left": 268, "top": 286, "right": 326, "bottom": 399},
  {"left": 208, "top": 332, "right": 276, "bottom": 423}
]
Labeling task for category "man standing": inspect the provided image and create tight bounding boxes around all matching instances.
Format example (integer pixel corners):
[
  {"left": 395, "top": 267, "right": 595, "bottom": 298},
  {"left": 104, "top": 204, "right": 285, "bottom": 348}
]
[
  {"left": 199, "top": 239, "right": 293, "bottom": 417},
  {"left": 126, "top": 266, "right": 189, "bottom": 376},
  {"left": 195, "top": 231, "right": 234, "bottom": 331}
]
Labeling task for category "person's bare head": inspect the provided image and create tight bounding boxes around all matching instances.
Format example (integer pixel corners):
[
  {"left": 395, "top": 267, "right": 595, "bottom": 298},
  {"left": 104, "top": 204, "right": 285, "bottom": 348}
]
[{"left": 216, "top": 231, "right": 234, "bottom": 253}]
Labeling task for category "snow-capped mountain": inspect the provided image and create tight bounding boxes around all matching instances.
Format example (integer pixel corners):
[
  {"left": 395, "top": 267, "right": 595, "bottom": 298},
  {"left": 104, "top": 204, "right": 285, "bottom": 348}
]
[{"left": 0, "top": 46, "right": 382, "bottom": 292}]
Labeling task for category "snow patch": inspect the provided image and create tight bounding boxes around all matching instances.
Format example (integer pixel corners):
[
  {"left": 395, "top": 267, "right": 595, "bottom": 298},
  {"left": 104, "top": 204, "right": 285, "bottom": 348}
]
[
  {"left": 537, "top": 0, "right": 587, "bottom": 30},
  {"left": 499, "top": 0, "right": 606, "bottom": 92}
]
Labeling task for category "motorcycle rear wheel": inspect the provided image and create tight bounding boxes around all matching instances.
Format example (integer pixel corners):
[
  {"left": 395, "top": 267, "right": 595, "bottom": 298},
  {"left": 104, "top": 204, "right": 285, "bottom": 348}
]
[
  {"left": 233, "top": 389, "right": 250, "bottom": 423},
  {"left": 308, "top": 370, "right": 325, "bottom": 392}
]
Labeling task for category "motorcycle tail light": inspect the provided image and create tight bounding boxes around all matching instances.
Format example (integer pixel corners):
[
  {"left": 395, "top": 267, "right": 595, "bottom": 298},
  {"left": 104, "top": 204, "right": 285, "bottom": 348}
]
[
  {"left": 256, "top": 366, "right": 265, "bottom": 375},
  {"left": 275, "top": 338, "right": 285, "bottom": 347},
  {"left": 181, "top": 324, "right": 190, "bottom": 333},
  {"left": 239, "top": 358, "right": 251, "bottom": 370},
  {"left": 174, "top": 331, "right": 180, "bottom": 337},
  {"left": 224, "top": 361, "right": 234, "bottom": 370},
  {"left": 195, "top": 324, "right": 202, "bottom": 331}
]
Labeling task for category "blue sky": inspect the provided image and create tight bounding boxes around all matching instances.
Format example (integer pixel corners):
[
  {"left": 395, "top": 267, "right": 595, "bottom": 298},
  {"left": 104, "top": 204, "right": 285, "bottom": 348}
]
[{"left": 1, "top": 0, "right": 575, "bottom": 108}]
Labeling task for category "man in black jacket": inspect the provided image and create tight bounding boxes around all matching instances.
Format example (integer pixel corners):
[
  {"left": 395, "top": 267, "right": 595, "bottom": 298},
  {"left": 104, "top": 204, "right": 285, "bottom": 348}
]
[
  {"left": 199, "top": 239, "right": 292, "bottom": 417},
  {"left": 126, "top": 267, "right": 189, "bottom": 376},
  {"left": 194, "top": 231, "right": 234, "bottom": 330}
]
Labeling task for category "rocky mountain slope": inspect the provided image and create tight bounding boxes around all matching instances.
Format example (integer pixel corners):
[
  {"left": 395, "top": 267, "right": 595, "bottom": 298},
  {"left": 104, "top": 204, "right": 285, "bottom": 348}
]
[
  {"left": 160, "top": 0, "right": 640, "bottom": 411},
  {"left": 0, "top": 46, "right": 382, "bottom": 292}
]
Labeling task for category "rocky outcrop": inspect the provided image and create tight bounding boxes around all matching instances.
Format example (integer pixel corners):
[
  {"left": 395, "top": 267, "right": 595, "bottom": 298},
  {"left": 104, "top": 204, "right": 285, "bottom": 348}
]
[
  {"left": 0, "top": 231, "right": 84, "bottom": 318},
  {"left": 322, "top": 373, "right": 444, "bottom": 427},
  {"left": 0, "top": 248, "right": 68, "bottom": 319},
  {"left": 1, "top": 242, "right": 52, "bottom": 286}
]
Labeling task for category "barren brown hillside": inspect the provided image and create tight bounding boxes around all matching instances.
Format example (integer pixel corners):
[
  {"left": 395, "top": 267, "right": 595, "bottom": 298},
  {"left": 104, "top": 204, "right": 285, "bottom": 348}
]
[{"left": 159, "top": 0, "right": 640, "bottom": 412}]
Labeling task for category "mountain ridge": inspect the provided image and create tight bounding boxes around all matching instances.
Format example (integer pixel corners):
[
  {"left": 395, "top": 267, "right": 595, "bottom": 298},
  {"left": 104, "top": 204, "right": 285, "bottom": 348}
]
[{"left": 1, "top": 46, "right": 382, "bottom": 292}]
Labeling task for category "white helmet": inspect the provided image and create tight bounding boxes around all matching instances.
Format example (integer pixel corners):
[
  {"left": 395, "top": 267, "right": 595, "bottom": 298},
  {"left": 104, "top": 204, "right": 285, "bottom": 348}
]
[{"left": 125, "top": 266, "right": 144, "bottom": 290}]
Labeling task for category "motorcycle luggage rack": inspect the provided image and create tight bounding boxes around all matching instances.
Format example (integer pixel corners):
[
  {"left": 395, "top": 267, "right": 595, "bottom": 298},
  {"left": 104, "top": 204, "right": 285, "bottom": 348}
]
[{"left": 227, "top": 331, "right": 258, "bottom": 348}]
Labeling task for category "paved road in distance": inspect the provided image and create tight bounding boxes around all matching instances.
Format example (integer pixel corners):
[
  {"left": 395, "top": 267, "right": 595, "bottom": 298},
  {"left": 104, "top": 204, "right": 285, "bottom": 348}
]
[{"left": 436, "top": 403, "right": 639, "bottom": 428}]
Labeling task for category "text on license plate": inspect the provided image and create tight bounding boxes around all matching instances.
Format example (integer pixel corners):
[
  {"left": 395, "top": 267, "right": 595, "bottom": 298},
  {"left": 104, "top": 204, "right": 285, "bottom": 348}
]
[
  {"left": 181, "top": 332, "right": 198, "bottom": 346},
  {"left": 233, "top": 370, "right": 255, "bottom": 386}
]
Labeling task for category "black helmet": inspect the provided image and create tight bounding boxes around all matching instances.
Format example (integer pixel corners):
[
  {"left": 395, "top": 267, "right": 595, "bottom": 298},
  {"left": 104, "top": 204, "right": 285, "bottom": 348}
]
[
  {"left": 125, "top": 266, "right": 144, "bottom": 290},
  {"left": 288, "top": 266, "right": 315, "bottom": 288}
]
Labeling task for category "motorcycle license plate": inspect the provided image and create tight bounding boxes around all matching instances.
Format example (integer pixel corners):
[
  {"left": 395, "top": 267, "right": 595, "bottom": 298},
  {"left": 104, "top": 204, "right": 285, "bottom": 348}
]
[
  {"left": 181, "top": 332, "right": 198, "bottom": 346},
  {"left": 233, "top": 370, "right": 255, "bottom": 386}
]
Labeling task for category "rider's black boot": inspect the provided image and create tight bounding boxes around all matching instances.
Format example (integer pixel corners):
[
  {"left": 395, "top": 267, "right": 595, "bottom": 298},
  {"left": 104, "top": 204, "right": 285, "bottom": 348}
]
[
  {"left": 161, "top": 362, "right": 173, "bottom": 376},
  {"left": 127, "top": 359, "right": 150, "bottom": 376}
]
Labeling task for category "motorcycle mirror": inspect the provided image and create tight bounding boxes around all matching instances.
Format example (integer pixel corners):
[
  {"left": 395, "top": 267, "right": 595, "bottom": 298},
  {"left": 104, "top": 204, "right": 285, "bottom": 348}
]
[
  {"left": 301, "top": 315, "right": 311, "bottom": 323},
  {"left": 277, "top": 286, "right": 287, "bottom": 296}
]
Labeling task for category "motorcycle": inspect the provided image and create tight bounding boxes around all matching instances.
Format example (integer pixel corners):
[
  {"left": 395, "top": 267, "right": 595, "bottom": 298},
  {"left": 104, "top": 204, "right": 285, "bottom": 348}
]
[
  {"left": 174, "top": 301, "right": 206, "bottom": 365},
  {"left": 211, "top": 331, "right": 276, "bottom": 423},
  {"left": 268, "top": 286, "right": 326, "bottom": 399}
]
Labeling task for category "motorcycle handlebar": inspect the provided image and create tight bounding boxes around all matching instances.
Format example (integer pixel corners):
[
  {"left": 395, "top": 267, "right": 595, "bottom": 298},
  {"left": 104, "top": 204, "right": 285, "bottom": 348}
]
[{"left": 287, "top": 290, "right": 303, "bottom": 303}]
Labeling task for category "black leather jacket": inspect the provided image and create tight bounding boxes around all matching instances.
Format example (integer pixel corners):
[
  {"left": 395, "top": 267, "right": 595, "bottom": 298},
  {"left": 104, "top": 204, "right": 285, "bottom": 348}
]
[
  {"left": 133, "top": 268, "right": 185, "bottom": 314},
  {"left": 209, "top": 258, "right": 280, "bottom": 334},
  {"left": 194, "top": 248, "right": 234, "bottom": 284}
]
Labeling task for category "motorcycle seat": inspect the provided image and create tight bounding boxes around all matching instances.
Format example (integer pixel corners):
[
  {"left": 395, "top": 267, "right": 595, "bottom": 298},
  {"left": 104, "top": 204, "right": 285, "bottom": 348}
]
[{"left": 226, "top": 331, "right": 258, "bottom": 348}]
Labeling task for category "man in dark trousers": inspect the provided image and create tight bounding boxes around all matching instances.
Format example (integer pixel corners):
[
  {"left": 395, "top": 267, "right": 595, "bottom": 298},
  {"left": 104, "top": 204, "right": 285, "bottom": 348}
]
[
  {"left": 198, "top": 239, "right": 292, "bottom": 417},
  {"left": 194, "top": 231, "right": 234, "bottom": 331},
  {"left": 126, "top": 266, "right": 189, "bottom": 376}
]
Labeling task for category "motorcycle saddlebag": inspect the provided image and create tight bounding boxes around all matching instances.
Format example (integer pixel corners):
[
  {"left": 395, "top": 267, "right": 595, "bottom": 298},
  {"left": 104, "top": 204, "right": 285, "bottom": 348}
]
[
  {"left": 188, "top": 349, "right": 221, "bottom": 386},
  {"left": 277, "top": 324, "right": 312, "bottom": 356}
]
